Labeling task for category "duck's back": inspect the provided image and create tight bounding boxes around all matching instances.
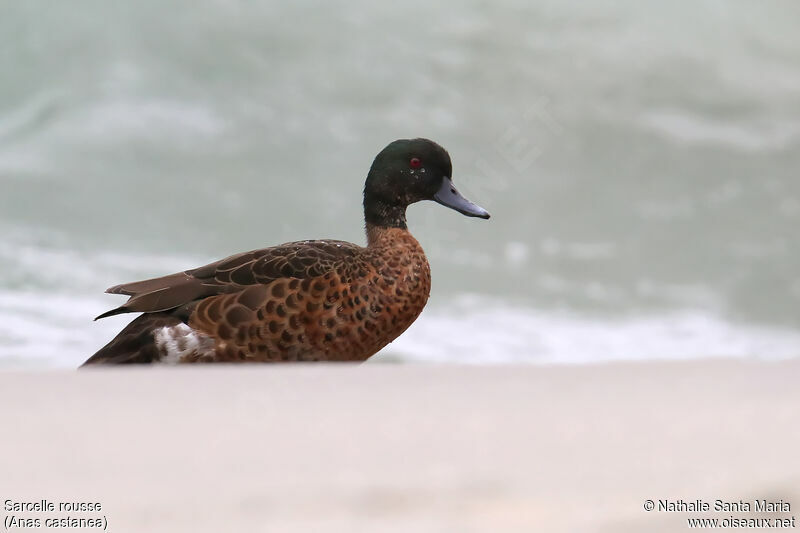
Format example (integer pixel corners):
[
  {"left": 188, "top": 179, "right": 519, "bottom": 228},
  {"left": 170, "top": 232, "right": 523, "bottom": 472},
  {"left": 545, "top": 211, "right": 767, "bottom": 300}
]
[{"left": 83, "top": 229, "right": 430, "bottom": 365}]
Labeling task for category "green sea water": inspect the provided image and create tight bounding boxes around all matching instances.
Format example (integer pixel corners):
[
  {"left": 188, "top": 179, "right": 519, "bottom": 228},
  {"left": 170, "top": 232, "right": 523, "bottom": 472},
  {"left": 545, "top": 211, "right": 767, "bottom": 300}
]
[{"left": 1, "top": 1, "right": 799, "bottom": 366}]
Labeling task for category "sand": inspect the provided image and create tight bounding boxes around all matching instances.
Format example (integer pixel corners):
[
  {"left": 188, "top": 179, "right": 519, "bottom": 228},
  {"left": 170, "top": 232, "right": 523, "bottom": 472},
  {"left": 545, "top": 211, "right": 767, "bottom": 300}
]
[{"left": 1, "top": 360, "right": 798, "bottom": 532}]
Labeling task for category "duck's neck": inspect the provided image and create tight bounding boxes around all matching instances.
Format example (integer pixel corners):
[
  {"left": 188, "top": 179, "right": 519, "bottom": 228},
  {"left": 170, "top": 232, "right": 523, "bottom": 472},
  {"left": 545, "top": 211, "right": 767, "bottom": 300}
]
[
  {"left": 365, "top": 222, "right": 416, "bottom": 248},
  {"left": 363, "top": 197, "right": 408, "bottom": 231}
]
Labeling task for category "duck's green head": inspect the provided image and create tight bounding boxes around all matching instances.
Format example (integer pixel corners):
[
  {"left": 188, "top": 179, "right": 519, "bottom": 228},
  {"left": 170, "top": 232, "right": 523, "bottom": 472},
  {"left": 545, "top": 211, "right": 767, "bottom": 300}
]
[{"left": 363, "top": 138, "right": 490, "bottom": 229}]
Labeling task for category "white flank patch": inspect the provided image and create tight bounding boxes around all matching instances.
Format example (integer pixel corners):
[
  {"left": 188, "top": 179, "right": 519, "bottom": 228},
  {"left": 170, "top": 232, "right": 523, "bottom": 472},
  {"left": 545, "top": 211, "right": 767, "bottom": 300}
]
[{"left": 153, "top": 323, "right": 215, "bottom": 364}]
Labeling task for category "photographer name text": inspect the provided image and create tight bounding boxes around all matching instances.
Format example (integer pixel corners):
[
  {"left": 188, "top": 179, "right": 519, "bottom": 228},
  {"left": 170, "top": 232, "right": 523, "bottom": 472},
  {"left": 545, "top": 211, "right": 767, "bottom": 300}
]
[{"left": 657, "top": 499, "right": 790, "bottom": 513}]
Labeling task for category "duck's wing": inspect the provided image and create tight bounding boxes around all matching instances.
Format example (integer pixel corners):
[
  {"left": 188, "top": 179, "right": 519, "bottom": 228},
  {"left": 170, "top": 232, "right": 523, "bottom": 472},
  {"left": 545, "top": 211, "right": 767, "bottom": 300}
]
[{"left": 95, "top": 240, "right": 362, "bottom": 320}]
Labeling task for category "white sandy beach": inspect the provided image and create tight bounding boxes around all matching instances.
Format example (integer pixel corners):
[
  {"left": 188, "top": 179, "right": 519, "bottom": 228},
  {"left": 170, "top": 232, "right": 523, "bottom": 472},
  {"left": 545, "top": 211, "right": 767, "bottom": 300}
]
[{"left": 1, "top": 361, "right": 798, "bottom": 532}]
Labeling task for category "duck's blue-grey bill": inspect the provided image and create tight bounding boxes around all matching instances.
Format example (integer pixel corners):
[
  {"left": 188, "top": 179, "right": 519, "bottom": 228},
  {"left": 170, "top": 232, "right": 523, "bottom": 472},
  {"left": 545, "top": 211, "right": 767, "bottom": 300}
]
[{"left": 433, "top": 178, "right": 490, "bottom": 219}]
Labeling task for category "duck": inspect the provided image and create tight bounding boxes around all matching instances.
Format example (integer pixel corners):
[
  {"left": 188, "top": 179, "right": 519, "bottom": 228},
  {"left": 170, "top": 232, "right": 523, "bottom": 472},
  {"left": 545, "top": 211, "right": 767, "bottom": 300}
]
[{"left": 82, "top": 138, "right": 490, "bottom": 365}]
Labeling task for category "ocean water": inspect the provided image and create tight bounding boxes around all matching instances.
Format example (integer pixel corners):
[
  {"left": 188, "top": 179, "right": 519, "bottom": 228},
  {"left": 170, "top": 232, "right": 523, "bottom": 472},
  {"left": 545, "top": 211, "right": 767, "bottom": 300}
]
[{"left": 1, "top": 1, "right": 799, "bottom": 368}]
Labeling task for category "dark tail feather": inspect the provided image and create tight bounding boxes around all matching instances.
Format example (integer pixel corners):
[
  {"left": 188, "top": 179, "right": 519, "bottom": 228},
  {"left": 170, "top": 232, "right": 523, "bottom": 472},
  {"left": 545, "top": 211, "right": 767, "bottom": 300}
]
[
  {"left": 94, "top": 306, "right": 130, "bottom": 321},
  {"left": 82, "top": 313, "right": 182, "bottom": 366}
]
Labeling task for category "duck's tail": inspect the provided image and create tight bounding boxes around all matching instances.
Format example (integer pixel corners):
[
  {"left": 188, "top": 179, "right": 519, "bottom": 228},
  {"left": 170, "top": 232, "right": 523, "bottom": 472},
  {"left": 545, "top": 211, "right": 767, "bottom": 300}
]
[{"left": 81, "top": 313, "right": 183, "bottom": 366}]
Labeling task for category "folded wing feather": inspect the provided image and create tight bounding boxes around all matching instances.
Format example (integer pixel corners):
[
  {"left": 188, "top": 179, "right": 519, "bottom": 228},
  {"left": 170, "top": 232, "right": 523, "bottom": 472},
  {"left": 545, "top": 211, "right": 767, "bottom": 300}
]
[{"left": 95, "top": 240, "right": 361, "bottom": 320}]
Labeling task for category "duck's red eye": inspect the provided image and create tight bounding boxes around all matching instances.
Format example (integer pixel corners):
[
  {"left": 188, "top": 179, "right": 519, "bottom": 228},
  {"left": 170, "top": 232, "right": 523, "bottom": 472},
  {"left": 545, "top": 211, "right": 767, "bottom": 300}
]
[{"left": 409, "top": 157, "right": 422, "bottom": 169}]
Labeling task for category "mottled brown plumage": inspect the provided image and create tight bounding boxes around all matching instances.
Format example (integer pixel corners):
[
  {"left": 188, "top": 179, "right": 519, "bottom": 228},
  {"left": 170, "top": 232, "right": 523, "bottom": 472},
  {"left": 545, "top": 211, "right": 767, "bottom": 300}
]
[{"left": 83, "top": 138, "right": 489, "bottom": 365}]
